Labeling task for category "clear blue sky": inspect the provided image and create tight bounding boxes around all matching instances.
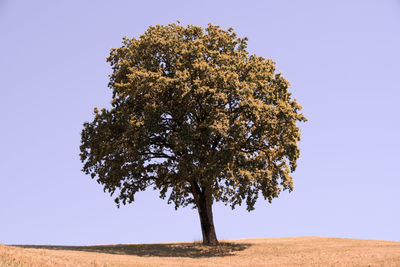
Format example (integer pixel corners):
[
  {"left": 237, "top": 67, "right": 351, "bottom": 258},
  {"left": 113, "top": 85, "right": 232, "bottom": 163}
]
[{"left": 1, "top": 0, "right": 399, "bottom": 246}]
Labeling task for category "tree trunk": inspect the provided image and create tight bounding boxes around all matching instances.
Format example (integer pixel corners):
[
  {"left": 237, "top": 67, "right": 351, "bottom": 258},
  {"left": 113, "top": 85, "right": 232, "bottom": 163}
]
[{"left": 191, "top": 182, "right": 218, "bottom": 246}]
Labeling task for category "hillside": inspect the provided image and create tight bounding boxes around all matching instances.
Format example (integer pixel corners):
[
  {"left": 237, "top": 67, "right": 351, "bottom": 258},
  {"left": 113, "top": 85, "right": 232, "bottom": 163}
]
[{"left": 1, "top": 236, "right": 399, "bottom": 266}]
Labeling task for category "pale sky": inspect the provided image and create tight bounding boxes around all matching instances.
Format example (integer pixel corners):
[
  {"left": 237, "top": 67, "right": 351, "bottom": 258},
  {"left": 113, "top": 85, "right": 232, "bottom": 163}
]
[{"left": 1, "top": 0, "right": 399, "bottom": 245}]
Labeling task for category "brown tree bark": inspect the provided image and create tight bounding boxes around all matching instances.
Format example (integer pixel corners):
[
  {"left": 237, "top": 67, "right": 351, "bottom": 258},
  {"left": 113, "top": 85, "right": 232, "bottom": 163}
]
[{"left": 191, "top": 182, "right": 219, "bottom": 246}]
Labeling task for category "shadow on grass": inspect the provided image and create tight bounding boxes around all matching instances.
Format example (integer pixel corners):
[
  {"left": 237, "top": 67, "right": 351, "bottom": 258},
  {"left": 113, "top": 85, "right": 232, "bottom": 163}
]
[{"left": 14, "top": 242, "right": 251, "bottom": 258}]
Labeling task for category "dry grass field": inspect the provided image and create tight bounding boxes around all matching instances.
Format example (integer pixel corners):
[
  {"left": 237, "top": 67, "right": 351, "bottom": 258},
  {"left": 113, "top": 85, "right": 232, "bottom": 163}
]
[{"left": 1, "top": 236, "right": 399, "bottom": 267}]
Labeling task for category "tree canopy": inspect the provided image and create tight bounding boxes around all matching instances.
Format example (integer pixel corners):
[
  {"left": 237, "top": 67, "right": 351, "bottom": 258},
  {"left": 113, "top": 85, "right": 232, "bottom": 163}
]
[{"left": 80, "top": 23, "right": 306, "bottom": 245}]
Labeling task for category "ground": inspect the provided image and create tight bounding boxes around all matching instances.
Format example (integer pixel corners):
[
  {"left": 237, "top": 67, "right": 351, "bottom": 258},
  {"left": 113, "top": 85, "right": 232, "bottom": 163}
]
[{"left": 1, "top": 236, "right": 399, "bottom": 266}]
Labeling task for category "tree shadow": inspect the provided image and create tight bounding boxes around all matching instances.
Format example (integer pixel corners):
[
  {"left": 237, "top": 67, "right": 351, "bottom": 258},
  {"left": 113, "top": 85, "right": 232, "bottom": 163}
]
[{"left": 14, "top": 241, "right": 251, "bottom": 258}]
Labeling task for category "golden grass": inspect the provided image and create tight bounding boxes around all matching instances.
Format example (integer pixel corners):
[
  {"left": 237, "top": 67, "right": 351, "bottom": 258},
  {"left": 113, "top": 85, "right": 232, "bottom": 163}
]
[{"left": 1, "top": 236, "right": 399, "bottom": 266}]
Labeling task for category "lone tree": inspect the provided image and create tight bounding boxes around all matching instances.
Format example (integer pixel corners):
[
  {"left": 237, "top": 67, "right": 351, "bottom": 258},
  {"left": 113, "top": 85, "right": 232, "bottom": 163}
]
[{"left": 80, "top": 23, "right": 306, "bottom": 246}]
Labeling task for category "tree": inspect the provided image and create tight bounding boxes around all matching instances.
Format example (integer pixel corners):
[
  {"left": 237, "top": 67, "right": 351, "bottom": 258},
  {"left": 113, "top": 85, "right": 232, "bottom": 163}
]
[{"left": 80, "top": 23, "right": 307, "bottom": 246}]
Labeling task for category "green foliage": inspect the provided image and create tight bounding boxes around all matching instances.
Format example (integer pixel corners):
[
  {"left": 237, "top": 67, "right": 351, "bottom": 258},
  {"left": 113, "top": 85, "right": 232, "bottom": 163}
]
[{"left": 80, "top": 23, "right": 306, "bottom": 211}]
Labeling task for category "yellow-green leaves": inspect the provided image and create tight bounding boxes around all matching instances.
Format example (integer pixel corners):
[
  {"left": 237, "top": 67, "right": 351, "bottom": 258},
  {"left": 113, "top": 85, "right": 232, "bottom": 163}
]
[{"left": 80, "top": 23, "right": 306, "bottom": 211}]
